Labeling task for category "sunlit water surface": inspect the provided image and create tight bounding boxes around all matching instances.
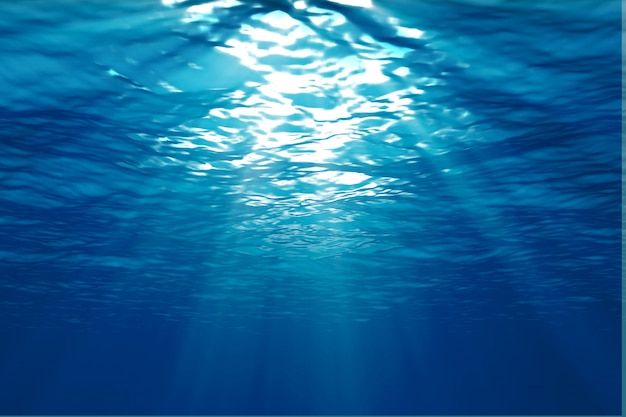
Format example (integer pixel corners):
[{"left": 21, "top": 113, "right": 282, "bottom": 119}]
[{"left": 0, "top": 0, "right": 620, "bottom": 414}]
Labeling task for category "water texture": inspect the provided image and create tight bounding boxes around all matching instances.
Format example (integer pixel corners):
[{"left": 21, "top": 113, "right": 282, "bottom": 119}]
[{"left": 0, "top": 0, "right": 621, "bottom": 414}]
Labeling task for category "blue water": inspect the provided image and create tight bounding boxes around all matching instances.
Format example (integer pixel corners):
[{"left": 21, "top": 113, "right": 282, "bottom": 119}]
[{"left": 0, "top": 0, "right": 621, "bottom": 414}]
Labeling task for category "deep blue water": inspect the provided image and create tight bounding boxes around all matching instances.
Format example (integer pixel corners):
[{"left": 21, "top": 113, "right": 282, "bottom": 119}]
[{"left": 0, "top": 0, "right": 621, "bottom": 414}]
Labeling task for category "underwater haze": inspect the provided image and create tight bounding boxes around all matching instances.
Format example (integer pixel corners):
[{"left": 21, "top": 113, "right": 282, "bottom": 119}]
[{"left": 0, "top": 0, "right": 621, "bottom": 414}]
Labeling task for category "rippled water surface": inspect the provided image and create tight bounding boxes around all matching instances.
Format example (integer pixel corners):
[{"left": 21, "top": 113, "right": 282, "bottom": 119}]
[{"left": 0, "top": 0, "right": 621, "bottom": 414}]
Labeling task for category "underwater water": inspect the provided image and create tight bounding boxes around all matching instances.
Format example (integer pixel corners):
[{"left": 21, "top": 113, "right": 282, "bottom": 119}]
[{"left": 0, "top": 0, "right": 621, "bottom": 414}]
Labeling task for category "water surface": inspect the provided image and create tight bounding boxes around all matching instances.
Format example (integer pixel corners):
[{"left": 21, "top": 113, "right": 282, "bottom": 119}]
[{"left": 0, "top": 0, "right": 621, "bottom": 414}]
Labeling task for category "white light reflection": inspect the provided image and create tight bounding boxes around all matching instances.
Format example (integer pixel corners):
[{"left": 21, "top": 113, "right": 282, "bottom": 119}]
[
  {"left": 293, "top": 0, "right": 307, "bottom": 10},
  {"left": 161, "top": 0, "right": 184, "bottom": 6},
  {"left": 328, "top": 0, "right": 373, "bottom": 8},
  {"left": 396, "top": 26, "right": 424, "bottom": 39},
  {"left": 163, "top": 1, "right": 445, "bottom": 201},
  {"left": 162, "top": 0, "right": 467, "bottom": 257}
]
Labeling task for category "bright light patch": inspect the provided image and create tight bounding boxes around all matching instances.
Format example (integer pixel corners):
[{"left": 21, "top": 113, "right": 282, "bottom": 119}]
[
  {"left": 256, "top": 10, "right": 301, "bottom": 30},
  {"left": 328, "top": 0, "right": 373, "bottom": 7},
  {"left": 190, "top": 162, "right": 214, "bottom": 171},
  {"left": 165, "top": 0, "right": 451, "bottom": 208},
  {"left": 361, "top": 59, "right": 389, "bottom": 84},
  {"left": 392, "top": 67, "right": 410, "bottom": 77},
  {"left": 397, "top": 26, "right": 425, "bottom": 39},
  {"left": 158, "top": 80, "right": 183, "bottom": 93},
  {"left": 334, "top": 172, "right": 371, "bottom": 185},
  {"left": 293, "top": 0, "right": 307, "bottom": 9},
  {"left": 303, "top": 171, "right": 371, "bottom": 186},
  {"left": 183, "top": 0, "right": 242, "bottom": 23}
]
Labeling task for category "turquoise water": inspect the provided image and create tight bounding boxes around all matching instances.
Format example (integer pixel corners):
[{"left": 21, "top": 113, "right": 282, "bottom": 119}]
[{"left": 0, "top": 0, "right": 621, "bottom": 414}]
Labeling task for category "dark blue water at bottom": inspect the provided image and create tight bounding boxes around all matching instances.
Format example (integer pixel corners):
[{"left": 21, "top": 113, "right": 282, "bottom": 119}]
[
  {"left": 0, "top": 0, "right": 621, "bottom": 414},
  {"left": 0, "top": 312, "right": 621, "bottom": 414}
]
